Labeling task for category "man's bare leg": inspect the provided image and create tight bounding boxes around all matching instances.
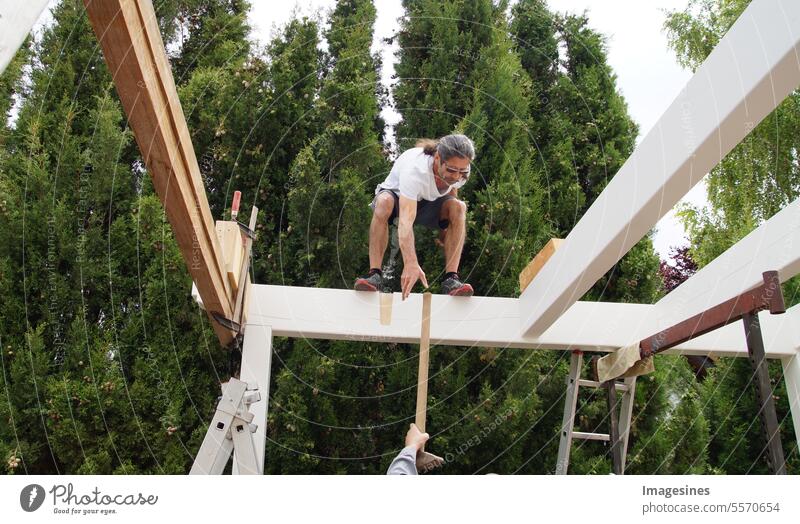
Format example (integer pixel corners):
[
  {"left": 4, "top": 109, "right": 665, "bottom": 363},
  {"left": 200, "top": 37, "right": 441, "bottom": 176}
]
[
  {"left": 442, "top": 199, "right": 466, "bottom": 273},
  {"left": 369, "top": 193, "right": 393, "bottom": 269}
]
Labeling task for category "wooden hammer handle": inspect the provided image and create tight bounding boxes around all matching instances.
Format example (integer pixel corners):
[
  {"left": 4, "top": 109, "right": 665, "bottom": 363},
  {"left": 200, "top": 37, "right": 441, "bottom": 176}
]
[{"left": 415, "top": 292, "right": 432, "bottom": 433}]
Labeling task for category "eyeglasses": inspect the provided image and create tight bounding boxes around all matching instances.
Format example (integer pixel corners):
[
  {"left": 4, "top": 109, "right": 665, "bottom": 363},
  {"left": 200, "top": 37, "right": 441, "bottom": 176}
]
[{"left": 441, "top": 161, "right": 471, "bottom": 181}]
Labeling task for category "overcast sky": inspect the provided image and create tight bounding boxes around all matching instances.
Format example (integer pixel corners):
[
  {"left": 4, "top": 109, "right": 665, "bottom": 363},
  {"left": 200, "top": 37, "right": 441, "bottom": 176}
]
[{"left": 249, "top": 0, "right": 709, "bottom": 261}]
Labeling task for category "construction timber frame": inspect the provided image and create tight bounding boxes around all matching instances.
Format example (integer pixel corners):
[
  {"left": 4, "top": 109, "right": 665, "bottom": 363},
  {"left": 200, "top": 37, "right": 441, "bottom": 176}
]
[{"left": 2, "top": 0, "right": 798, "bottom": 474}]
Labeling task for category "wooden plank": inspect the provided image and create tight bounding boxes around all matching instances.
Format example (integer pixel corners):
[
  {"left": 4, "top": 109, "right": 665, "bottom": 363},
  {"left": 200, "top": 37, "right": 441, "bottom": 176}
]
[
  {"left": 519, "top": 0, "right": 800, "bottom": 337},
  {"left": 640, "top": 271, "right": 785, "bottom": 359},
  {"left": 84, "top": 0, "right": 234, "bottom": 345},
  {"left": 415, "top": 293, "right": 432, "bottom": 432},
  {"left": 0, "top": 0, "right": 49, "bottom": 75},
  {"left": 215, "top": 221, "right": 244, "bottom": 293},
  {"left": 519, "top": 238, "right": 563, "bottom": 293},
  {"left": 743, "top": 313, "right": 787, "bottom": 474},
  {"left": 648, "top": 198, "right": 800, "bottom": 340},
  {"left": 232, "top": 206, "right": 258, "bottom": 327},
  {"left": 379, "top": 293, "right": 393, "bottom": 325},
  {"left": 246, "top": 284, "right": 800, "bottom": 358}
]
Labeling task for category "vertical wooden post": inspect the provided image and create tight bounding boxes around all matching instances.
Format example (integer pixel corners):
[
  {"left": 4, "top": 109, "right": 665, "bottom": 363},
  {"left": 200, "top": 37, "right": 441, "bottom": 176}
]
[
  {"left": 415, "top": 292, "right": 432, "bottom": 433},
  {"left": 743, "top": 312, "right": 786, "bottom": 474}
]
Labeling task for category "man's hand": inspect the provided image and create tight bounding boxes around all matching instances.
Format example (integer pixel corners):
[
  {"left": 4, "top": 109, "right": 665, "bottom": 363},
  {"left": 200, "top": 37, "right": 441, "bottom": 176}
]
[
  {"left": 405, "top": 423, "right": 429, "bottom": 452},
  {"left": 401, "top": 263, "right": 428, "bottom": 300}
]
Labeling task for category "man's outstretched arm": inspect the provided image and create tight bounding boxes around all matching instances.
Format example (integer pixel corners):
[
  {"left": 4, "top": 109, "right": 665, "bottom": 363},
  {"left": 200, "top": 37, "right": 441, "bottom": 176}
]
[
  {"left": 398, "top": 195, "right": 428, "bottom": 300},
  {"left": 387, "top": 423, "right": 430, "bottom": 475}
]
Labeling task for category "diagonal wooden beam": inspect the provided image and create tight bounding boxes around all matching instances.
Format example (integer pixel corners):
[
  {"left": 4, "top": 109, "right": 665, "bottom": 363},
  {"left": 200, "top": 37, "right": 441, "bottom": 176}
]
[
  {"left": 84, "top": 0, "right": 235, "bottom": 345},
  {"left": 519, "top": 0, "right": 800, "bottom": 337},
  {"left": 648, "top": 197, "right": 800, "bottom": 340},
  {"left": 641, "top": 271, "right": 785, "bottom": 357}
]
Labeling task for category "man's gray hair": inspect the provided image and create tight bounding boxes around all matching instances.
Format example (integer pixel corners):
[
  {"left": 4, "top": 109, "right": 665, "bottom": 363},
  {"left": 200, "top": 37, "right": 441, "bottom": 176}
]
[{"left": 437, "top": 134, "right": 475, "bottom": 162}]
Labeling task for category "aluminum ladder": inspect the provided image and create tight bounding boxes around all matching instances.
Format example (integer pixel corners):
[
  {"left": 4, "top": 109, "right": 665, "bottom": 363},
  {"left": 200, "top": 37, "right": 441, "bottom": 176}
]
[{"left": 556, "top": 350, "right": 637, "bottom": 474}]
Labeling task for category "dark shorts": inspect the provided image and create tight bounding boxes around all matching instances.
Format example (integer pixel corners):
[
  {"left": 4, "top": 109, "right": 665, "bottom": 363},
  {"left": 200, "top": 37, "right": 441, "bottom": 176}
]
[{"left": 369, "top": 188, "right": 454, "bottom": 230}]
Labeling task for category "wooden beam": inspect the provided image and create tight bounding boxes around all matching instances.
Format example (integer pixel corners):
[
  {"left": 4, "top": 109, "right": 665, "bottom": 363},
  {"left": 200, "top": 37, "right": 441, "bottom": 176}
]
[
  {"left": 519, "top": 0, "right": 800, "bottom": 337},
  {"left": 743, "top": 312, "right": 787, "bottom": 474},
  {"left": 245, "top": 285, "right": 800, "bottom": 358},
  {"left": 641, "top": 271, "right": 785, "bottom": 357},
  {"left": 84, "top": 0, "right": 235, "bottom": 345},
  {"left": 519, "top": 238, "right": 563, "bottom": 293},
  {"left": 0, "top": 0, "right": 49, "bottom": 75},
  {"left": 647, "top": 197, "right": 800, "bottom": 340}
]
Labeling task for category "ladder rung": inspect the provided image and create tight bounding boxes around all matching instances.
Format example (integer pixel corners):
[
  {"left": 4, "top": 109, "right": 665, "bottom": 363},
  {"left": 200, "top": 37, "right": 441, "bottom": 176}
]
[
  {"left": 578, "top": 379, "right": 629, "bottom": 392},
  {"left": 572, "top": 431, "right": 610, "bottom": 441}
]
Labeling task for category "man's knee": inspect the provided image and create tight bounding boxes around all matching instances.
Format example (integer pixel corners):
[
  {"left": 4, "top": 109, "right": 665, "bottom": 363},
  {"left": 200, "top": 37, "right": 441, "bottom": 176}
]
[
  {"left": 442, "top": 198, "right": 467, "bottom": 221},
  {"left": 373, "top": 193, "right": 395, "bottom": 220}
]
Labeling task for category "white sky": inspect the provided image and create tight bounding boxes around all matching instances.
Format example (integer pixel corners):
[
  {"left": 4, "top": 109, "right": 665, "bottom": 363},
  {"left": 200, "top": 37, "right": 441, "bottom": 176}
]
[{"left": 249, "top": 0, "right": 707, "bottom": 261}]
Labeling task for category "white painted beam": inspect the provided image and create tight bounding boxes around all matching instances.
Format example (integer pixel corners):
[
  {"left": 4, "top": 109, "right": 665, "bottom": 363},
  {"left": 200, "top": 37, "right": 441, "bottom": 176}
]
[
  {"left": 647, "top": 197, "right": 800, "bottom": 336},
  {"left": 778, "top": 303, "right": 800, "bottom": 450},
  {"left": 246, "top": 285, "right": 799, "bottom": 358},
  {"left": 0, "top": 0, "right": 49, "bottom": 75},
  {"left": 782, "top": 352, "right": 800, "bottom": 450},
  {"left": 519, "top": 0, "right": 800, "bottom": 337}
]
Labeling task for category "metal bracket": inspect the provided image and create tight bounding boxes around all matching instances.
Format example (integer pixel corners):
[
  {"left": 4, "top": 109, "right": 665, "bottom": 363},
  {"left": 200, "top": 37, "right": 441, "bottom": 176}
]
[{"left": 211, "top": 311, "right": 241, "bottom": 333}]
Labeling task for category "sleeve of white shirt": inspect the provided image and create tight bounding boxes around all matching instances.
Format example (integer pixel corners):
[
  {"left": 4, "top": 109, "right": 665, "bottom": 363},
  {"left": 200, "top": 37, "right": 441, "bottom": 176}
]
[
  {"left": 386, "top": 446, "right": 418, "bottom": 475},
  {"left": 398, "top": 168, "right": 421, "bottom": 200}
]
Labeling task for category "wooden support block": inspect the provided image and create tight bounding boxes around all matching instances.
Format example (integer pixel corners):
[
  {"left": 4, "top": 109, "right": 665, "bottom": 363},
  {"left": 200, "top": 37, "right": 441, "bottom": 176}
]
[
  {"left": 379, "top": 293, "right": 393, "bottom": 325},
  {"left": 215, "top": 220, "right": 244, "bottom": 292},
  {"left": 84, "top": 0, "right": 235, "bottom": 345},
  {"left": 519, "top": 238, "right": 563, "bottom": 293}
]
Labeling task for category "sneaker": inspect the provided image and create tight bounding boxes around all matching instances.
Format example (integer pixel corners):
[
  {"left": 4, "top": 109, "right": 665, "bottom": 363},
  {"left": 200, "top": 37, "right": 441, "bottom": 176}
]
[
  {"left": 354, "top": 269, "right": 383, "bottom": 292},
  {"left": 441, "top": 273, "right": 474, "bottom": 296}
]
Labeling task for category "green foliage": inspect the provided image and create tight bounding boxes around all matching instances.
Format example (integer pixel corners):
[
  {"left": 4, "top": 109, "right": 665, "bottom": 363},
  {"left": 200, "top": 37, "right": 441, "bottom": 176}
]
[
  {"left": 0, "top": 0, "right": 228, "bottom": 474},
  {"left": 393, "top": 0, "right": 502, "bottom": 146},
  {"left": 5, "top": 0, "right": 789, "bottom": 476}
]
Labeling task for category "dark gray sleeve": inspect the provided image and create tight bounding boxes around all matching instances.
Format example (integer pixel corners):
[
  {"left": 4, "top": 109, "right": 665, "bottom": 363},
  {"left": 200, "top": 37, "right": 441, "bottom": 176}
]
[{"left": 386, "top": 445, "right": 418, "bottom": 475}]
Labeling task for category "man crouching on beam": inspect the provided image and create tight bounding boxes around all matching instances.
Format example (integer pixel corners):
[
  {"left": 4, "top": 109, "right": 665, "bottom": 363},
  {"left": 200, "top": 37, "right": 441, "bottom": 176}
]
[{"left": 354, "top": 134, "right": 475, "bottom": 300}]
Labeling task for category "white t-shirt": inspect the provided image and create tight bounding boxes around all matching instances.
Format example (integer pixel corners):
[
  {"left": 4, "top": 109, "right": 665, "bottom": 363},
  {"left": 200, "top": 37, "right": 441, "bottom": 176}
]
[{"left": 375, "top": 147, "right": 466, "bottom": 201}]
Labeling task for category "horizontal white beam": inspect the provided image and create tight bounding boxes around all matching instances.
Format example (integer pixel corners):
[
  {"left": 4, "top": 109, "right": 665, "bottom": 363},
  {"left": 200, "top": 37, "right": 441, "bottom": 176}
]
[
  {"left": 0, "top": 0, "right": 49, "bottom": 75},
  {"left": 519, "top": 0, "right": 800, "bottom": 337},
  {"left": 246, "top": 285, "right": 799, "bottom": 358},
  {"left": 647, "top": 197, "right": 800, "bottom": 336}
]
